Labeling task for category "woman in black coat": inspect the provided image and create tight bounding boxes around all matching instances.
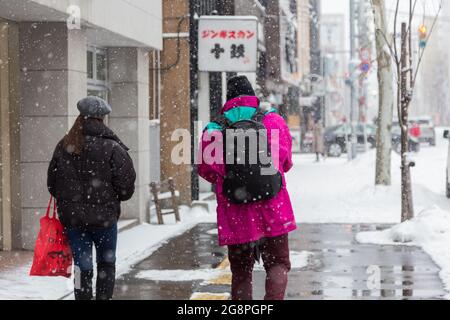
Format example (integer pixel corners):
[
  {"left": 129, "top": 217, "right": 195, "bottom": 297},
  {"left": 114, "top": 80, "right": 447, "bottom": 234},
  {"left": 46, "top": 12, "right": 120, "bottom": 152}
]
[{"left": 47, "top": 96, "right": 136, "bottom": 300}]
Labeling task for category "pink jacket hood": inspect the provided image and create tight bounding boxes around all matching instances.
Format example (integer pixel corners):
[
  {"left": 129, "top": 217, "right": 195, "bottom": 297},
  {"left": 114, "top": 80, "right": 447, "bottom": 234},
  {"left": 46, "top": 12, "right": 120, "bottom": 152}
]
[{"left": 221, "top": 96, "right": 260, "bottom": 114}]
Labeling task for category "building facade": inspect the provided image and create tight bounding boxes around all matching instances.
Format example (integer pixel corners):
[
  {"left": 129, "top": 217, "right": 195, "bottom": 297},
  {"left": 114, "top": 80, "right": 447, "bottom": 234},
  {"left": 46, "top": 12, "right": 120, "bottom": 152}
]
[
  {"left": 165, "top": 0, "right": 281, "bottom": 198},
  {"left": 155, "top": 0, "right": 236, "bottom": 201},
  {"left": 0, "top": 0, "right": 163, "bottom": 250},
  {"left": 321, "top": 14, "right": 348, "bottom": 126},
  {"left": 296, "top": 0, "right": 311, "bottom": 82}
]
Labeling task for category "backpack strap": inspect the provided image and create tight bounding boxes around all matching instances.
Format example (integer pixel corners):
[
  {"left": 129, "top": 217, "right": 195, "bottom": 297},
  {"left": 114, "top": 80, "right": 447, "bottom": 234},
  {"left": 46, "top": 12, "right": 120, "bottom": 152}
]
[
  {"left": 212, "top": 115, "right": 231, "bottom": 130},
  {"left": 251, "top": 107, "right": 267, "bottom": 123}
]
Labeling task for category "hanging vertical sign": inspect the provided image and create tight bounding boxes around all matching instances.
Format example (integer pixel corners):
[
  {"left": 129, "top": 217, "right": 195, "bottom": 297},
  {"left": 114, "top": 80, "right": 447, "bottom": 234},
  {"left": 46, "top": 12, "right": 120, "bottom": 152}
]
[{"left": 198, "top": 16, "right": 258, "bottom": 72}]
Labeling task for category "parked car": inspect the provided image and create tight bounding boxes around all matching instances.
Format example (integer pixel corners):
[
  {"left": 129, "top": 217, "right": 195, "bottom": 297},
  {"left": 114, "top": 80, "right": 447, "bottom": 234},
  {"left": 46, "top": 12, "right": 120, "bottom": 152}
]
[
  {"left": 392, "top": 117, "right": 436, "bottom": 146},
  {"left": 324, "top": 124, "right": 377, "bottom": 157},
  {"left": 444, "top": 130, "right": 450, "bottom": 198},
  {"left": 412, "top": 116, "right": 436, "bottom": 146},
  {"left": 391, "top": 124, "right": 421, "bottom": 154}
]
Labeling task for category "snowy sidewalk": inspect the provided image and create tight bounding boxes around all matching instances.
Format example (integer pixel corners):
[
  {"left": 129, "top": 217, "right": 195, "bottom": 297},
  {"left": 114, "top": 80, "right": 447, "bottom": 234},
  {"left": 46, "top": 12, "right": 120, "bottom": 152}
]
[
  {"left": 0, "top": 206, "right": 215, "bottom": 300},
  {"left": 114, "top": 223, "right": 446, "bottom": 300}
]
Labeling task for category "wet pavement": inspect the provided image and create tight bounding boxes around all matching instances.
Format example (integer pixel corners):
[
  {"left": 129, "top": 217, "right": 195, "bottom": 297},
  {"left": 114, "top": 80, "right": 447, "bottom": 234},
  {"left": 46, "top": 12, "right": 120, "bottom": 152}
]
[{"left": 114, "top": 223, "right": 446, "bottom": 300}]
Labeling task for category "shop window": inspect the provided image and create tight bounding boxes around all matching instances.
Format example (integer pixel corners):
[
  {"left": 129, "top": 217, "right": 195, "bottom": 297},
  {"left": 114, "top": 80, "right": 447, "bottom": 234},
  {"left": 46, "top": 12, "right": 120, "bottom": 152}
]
[
  {"left": 87, "top": 51, "right": 94, "bottom": 79},
  {"left": 87, "top": 47, "right": 109, "bottom": 122},
  {"left": 87, "top": 47, "right": 108, "bottom": 99},
  {"left": 96, "top": 52, "right": 107, "bottom": 81},
  {"left": 87, "top": 89, "right": 108, "bottom": 101}
]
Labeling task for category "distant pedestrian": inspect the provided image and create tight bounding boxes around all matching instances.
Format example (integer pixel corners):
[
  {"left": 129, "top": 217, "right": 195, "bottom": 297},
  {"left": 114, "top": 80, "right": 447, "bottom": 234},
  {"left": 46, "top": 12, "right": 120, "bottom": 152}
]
[
  {"left": 47, "top": 96, "right": 136, "bottom": 300},
  {"left": 313, "top": 119, "right": 325, "bottom": 162},
  {"left": 198, "top": 76, "right": 297, "bottom": 300},
  {"left": 410, "top": 121, "right": 421, "bottom": 139}
]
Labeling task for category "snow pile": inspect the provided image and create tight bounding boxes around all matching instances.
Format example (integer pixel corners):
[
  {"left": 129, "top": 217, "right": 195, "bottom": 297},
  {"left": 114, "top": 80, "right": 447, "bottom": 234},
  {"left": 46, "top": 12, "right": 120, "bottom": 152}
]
[
  {"left": 0, "top": 265, "right": 70, "bottom": 300},
  {"left": 136, "top": 269, "right": 223, "bottom": 282},
  {"left": 356, "top": 206, "right": 450, "bottom": 298},
  {"left": 0, "top": 205, "right": 215, "bottom": 300}
]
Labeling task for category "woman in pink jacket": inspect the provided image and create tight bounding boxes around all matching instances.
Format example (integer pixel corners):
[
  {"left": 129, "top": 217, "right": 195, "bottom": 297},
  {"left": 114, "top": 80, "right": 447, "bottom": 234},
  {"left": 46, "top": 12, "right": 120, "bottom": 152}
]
[{"left": 198, "top": 76, "right": 297, "bottom": 300}]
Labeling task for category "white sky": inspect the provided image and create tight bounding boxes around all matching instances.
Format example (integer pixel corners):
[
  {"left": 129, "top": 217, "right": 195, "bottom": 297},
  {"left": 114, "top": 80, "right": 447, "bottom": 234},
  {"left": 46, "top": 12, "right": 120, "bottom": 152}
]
[
  {"left": 320, "top": 0, "right": 445, "bottom": 52},
  {"left": 321, "top": 0, "right": 443, "bottom": 16}
]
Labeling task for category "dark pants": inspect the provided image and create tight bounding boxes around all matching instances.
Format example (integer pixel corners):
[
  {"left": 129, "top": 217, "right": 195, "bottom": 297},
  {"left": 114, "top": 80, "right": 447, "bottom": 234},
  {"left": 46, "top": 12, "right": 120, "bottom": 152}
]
[
  {"left": 66, "top": 223, "right": 117, "bottom": 300},
  {"left": 228, "top": 234, "right": 291, "bottom": 301}
]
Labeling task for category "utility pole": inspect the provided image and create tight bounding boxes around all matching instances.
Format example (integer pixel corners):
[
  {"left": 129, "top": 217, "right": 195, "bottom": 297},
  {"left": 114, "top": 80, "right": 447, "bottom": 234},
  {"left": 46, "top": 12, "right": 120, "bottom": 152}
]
[
  {"left": 357, "top": 0, "right": 372, "bottom": 153},
  {"left": 348, "top": 0, "right": 358, "bottom": 160}
]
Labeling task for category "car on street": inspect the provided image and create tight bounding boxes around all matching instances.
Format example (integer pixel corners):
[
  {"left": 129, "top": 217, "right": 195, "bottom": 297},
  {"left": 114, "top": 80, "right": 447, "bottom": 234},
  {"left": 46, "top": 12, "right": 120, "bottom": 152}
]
[
  {"left": 411, "top": 116, "right": 436, "bottom": 146},
  {"left": 391, "top": 124, "right": 421, "bottom": 154},
  {"left": 392, "top": 117, "right": 436, "bottom": 146},
  {"left": 324, "top": 124, "right": 377, "bottom": 157}
]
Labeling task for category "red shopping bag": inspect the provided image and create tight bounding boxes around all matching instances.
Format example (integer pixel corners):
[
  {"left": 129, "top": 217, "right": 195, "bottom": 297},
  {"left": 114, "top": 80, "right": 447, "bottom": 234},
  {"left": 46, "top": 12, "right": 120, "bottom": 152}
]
[{"left": 30, "top": 197, "right": 72, "bottom": 278}]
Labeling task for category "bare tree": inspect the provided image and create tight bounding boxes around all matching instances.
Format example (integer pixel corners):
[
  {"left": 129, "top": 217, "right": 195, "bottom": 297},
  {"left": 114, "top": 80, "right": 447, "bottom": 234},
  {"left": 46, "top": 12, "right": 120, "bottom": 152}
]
[
  {"left": 373, "top": 0, "right": 394, "bottom": 186},
  {"left": 374, "top": 0, "right": 442, "bottom": 221}
]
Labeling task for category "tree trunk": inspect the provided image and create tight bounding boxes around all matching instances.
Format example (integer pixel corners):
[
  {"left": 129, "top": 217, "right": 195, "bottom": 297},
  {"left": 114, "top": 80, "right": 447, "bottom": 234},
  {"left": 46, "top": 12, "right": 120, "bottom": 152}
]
[
  {"left": 373, "top": 0, "right": 394, "bottom": 186},
  {"left": 400, "top": 23, "right": 414, "bottom": 222}
]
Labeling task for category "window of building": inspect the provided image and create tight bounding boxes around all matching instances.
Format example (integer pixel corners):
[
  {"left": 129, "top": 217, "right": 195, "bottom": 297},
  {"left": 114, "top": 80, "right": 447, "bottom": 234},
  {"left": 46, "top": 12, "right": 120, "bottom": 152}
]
[
  {"left": 87, "top": 46, "right": 108, "bottom": 100},
  {"left": 87, "top": 46, "right": 109, "bottom": 123}
]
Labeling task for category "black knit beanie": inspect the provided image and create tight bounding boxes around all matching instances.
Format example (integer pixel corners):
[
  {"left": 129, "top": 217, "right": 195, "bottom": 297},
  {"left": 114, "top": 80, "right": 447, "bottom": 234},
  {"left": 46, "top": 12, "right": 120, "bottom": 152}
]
[{"left": 226, "top": 75, "right": 256, "bottom": 101}]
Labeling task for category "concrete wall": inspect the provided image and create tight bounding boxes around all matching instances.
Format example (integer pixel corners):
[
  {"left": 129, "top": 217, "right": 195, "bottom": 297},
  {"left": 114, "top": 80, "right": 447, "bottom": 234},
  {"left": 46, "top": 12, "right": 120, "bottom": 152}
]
[
  {"left": 0, "top": 20, "right": 21, "bottom": 250},
  {"left": 0, "top": 1, "right": 163, "bottom": 251},
  {"left": 28, "top": 0, "right": 163, "bottom": 49},
  {"left": 19, "top": 22, "right": 87, "bottom": 249},
  {"left": 149, "top": 123, "right": 161, "bottom": 184},
  {"left": 108, "top": 47, "right": 151, "bottom": 223},
  {"left": 18, "top": 26, "right": 153, "bottom": 248}
]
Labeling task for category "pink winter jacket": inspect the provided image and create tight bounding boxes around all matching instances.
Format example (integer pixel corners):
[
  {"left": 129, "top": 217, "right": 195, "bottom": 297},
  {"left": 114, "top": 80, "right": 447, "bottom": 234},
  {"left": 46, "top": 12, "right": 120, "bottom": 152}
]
[{"left": 198, "top": 96, "right": 297, "bottom": 246}]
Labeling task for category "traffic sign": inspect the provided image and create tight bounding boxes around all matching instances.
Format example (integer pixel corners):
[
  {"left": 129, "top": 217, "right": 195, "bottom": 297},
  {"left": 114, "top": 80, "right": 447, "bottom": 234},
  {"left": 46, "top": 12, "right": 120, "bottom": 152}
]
[
  {"left": 359, "top": 48, "right": 371, "bottom": 63},
  {"left": 360, "top": 62, "right": 371, "bottom": 73}
]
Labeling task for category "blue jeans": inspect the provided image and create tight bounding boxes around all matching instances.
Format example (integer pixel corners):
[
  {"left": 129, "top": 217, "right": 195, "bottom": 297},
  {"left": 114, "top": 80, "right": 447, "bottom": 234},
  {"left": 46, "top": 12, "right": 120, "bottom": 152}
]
[{"left": 66, "top": 224, "right": 118, "bottom": 272}]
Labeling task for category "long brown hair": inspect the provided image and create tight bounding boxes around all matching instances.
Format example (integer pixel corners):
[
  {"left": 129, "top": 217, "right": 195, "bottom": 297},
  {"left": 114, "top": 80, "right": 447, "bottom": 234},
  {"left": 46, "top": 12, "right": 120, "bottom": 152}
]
[{"left": 62, "top": 115, "right": 86, "bottom": 155}]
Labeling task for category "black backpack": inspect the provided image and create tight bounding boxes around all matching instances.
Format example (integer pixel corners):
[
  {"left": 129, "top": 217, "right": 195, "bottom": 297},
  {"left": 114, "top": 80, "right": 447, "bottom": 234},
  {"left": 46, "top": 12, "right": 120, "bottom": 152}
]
[{"left": 213, "top": 108, "right": 283, "bottom": 204}]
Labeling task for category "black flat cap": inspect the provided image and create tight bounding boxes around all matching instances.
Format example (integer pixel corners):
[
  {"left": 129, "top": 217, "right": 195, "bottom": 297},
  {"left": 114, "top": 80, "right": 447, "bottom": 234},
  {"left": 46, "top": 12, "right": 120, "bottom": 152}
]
[
  {"left": 77, "top": 96, "right": 112, "bottom": 118},
  {"left": 226, "top": 75, "right": 256, "bottom": 101}
]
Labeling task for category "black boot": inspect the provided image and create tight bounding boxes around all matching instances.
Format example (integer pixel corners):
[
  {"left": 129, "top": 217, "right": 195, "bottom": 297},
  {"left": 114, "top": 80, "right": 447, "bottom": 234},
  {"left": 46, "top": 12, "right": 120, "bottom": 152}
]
[
  {"left": 74, "top": 270, "right": 94, "bottom": 300},
  {"left": 96, "top": 263, "right": 116, "bottom": 300}
]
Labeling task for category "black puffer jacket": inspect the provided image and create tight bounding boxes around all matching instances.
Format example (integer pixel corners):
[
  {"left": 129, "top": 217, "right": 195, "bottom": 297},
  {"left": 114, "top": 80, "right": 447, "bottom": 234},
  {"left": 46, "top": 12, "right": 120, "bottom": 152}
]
[{"left": 47, "top": 119, "right": 136, "bottom": 229}]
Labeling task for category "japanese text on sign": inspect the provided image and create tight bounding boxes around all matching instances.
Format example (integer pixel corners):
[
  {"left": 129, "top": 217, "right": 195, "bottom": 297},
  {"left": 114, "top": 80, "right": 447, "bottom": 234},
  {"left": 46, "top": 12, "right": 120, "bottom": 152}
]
[
  {"left": 201, "top": 30, "right": 256, "bottom": 40},
  {"left": 198, "top": 16, "right": 258, "bottom": 72}
]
